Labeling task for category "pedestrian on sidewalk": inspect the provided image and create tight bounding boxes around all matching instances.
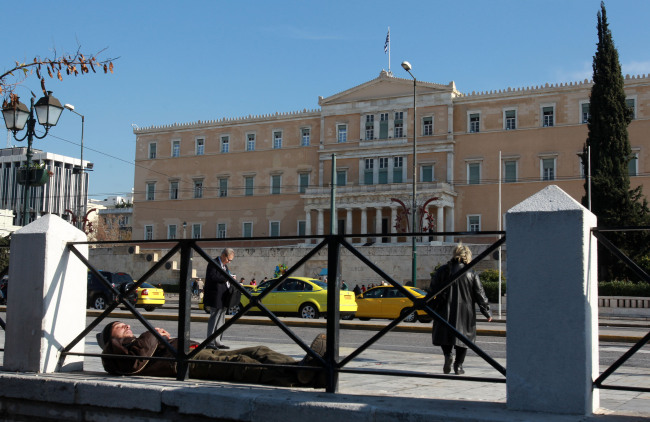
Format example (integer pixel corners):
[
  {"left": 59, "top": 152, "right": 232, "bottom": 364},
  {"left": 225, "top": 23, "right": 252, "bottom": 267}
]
[
  {"left": 204, "top": 248, "right": 236, "bottom": 350},
  {"left": 428, "top": 243, "right": 492, "bottom": 375}
]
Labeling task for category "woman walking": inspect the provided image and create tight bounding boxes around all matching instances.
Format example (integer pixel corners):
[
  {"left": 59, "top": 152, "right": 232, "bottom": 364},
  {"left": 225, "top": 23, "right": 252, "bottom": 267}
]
[{"left": 429, "top": 244, "right": 492, "bottom": 375}]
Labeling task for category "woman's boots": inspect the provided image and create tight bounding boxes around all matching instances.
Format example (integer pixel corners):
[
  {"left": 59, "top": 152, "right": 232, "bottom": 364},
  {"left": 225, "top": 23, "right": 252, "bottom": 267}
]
[{"left": 443, "top": 354, "right": 453, "bottom": 374}]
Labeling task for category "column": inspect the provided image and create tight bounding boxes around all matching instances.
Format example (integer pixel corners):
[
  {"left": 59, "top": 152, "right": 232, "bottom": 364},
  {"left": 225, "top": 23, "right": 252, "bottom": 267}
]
[
  {"left": 506, "top": 185, "right": 598, "bottom": 415},
  {"left": 390, "top": 206, "right": 397, "bottom": 243},
  {"left": 346, "top": 208, "right": 353, "bottom": 241},
  {"left": 444, "top": 206, "right": 454, "bottom": 243},
  {"left": 317, "top": 209, "right": 324, "bottom": 236},
  {"left": 375, "top": 207, "right": 382, "bottom": 243},
  {"left": 360, "top": 207, "right": 367, "bottom": 243},
  {"left": 437, "top": 206, "right": 444, "bottom": 242},
  {"left": 305, "top": 209, "right": 312, "bottom": 244}
]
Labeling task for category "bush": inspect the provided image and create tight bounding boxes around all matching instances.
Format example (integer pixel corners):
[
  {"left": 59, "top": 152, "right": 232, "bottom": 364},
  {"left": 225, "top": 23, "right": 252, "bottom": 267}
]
[
  {"left": 598, "top": 280, "right": 650, "bottom": 297},
  {"left": 479, "top": 269, "right": 506, "bottom": 283},
  {"left": 482, "top": 281, "right": 506, "bottom": 302}
]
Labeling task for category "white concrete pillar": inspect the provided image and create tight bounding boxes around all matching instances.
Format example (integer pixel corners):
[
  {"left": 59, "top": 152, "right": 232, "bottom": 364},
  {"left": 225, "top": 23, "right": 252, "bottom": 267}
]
[
  {"left": 360, "top": 208, "right": 367, "bottom": 243},
  {"left": 436, "top": 206, "right": 444, "bottom": 242},
  {"left": 317, "top": 209, "right": 324, "bottom": 236},
  {"left": 346, "top": 208, "right": 353, "bottom": 239},
  {"left": 390, "top": 206, "right": 397, "bottom": 243},
  {"left": 506, "top": 185, "right": 599, "bottom": 415},
  {"left": 444, "top": 206, "right": 454, "bottom": 242},
  {"left": 4, "top": 215, "right": 88, "bottom": 373},
  {"left": 305, "top": 209, "right": 312, "bottom": 244},
  {"left": 374, "top": 207, "right": 382, "bottom": 243}
]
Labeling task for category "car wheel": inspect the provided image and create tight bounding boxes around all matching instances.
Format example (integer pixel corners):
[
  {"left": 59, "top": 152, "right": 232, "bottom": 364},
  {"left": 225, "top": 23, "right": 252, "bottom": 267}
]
[
  {"left": 299, "top": 303, "right": 320, "bottom": 319},
  {"left": 341, "top": 314, "right": 354, "bottom": 320},
  {"left": 418, "top": 316, "right": 433, "bottom": 323},
  {"left": 144, "top": 306, "right": 156, "bottom": 312},
  {"left": 359, "top": 317, "right": 370, "bottom": 321},
  {"left": 93, "top": 295, "right": 108, "bottom": 310},
  {"left": 401, "top": 308, "right": 417, "bottom": 323}
]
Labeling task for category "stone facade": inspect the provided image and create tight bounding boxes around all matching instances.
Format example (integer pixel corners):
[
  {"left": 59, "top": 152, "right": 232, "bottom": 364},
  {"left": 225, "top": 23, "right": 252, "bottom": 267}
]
[{"left": 131, "top": 70, "right": 650, "bottom": 247}]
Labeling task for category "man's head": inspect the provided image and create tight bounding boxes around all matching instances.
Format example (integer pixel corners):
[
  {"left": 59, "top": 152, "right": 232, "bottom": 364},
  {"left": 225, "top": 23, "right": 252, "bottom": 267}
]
[
  {"left": 98, "top": 321, "right": 133, "bottom": 349},
  {"left": 452, "top": 243, "right": 472, "bottom": 264},
  {"left": 220, "top": 248, "right": 235, "bottom": 264}
]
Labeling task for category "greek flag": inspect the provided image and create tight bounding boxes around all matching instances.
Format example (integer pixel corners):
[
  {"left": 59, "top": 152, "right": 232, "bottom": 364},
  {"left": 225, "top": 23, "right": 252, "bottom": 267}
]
[{"left": 384, "top": 29, "right": 390, "bottom": 53}]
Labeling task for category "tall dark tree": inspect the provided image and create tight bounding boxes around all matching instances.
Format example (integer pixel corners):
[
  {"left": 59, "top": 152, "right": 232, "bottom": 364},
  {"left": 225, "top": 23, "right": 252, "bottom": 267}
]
[{"left": 583, "top": 2, "right": 650, "bottom": 281}]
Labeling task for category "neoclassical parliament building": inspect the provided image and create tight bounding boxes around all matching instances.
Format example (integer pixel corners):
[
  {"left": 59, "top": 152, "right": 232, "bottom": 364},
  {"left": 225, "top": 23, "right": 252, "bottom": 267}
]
[{"left": 132, "top": 70, "right": 650, "bottom": 244}]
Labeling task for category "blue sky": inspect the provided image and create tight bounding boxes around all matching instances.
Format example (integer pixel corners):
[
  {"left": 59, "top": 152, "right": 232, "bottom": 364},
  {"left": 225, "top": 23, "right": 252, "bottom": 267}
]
[{"left": 4, "top": 0, "right": 650, "bottom": 200}]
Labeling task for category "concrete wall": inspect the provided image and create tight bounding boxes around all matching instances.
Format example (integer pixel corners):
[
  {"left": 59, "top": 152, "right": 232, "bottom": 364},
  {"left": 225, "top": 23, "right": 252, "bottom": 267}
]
[{"left": 88, "top": 242, "right": 498, "bottom": 289}]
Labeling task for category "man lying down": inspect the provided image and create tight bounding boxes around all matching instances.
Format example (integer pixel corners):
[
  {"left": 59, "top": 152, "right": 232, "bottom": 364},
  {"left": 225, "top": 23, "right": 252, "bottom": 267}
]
[{"left": 98, "top": 321, "right": 326, "bottom": 388}]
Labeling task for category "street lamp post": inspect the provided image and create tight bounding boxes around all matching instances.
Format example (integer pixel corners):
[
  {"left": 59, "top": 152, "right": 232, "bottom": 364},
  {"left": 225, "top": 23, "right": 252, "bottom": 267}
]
[
  {"left": 2, "top": 92, "right": 64, "bottom": 226},
  {"left": 401, "top": 61, "right": 418, "bottom": 287},
  {"left": 64, "top": 104, "right": 86, "bottom": 230}
]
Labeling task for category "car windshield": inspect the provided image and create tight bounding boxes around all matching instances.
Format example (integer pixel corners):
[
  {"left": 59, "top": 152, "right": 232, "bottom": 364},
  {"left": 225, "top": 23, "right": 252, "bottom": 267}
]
[
  {"left": 411, "top": 287, "right": 427, "bottom": 295},
  {"left": 140, "top": 282, "right": 155, "bottom": 288}
]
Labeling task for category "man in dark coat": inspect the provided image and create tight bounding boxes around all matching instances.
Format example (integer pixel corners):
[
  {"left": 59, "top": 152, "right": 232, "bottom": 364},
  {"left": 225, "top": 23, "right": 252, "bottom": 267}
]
[
  {"left": 99, "top": 321, "right": 326, "bottom": 387},
  {"left": 204, "top": 248, "right": 235, "bottom": 349},
  {"left": 429, "top": 244, "right": 492, "bottom": 375}
]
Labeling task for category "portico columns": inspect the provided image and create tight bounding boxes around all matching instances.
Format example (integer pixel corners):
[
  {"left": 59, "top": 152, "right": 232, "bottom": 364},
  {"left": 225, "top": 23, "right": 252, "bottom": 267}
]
[
  {"left": 346, "top": 208, "right": 353, "bottom": 240},
  {"left": 360, "top": 207, "right": 367, "bottom": 243},
  {"left": 317, "top": 209, "right": 324, "bottom": 236},
  {"left": 437, "top": 206, "right": 444, "bottom": 242},
  {"left": 444, "top": 206, "right": 454, "bottom": 242},
  {"left": 305, "top": 209, "right": 312, "bottom": 244},
  {"left": 390, "top": 206, "right": 397, "bottom": 243},
  {"left": 375, "top": 207, "right": 382, "bottom": 243}
]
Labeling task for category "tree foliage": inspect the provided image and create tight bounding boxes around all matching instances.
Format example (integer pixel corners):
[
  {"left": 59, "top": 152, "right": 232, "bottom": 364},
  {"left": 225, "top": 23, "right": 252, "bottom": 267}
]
[
  {"left": 1, "top": 46, "right": 117, "bottom": 107},
  {"left": 582, "top": 2, "right": 650, "bottom": 281}
]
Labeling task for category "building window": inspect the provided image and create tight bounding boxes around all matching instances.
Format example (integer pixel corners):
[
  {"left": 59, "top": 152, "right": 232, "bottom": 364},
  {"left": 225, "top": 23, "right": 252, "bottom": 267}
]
[
  {"left": 192, "top": 223, "right": 201, "bottom": 239},
  {"left": 221, "top": 135, "right": 229, "bottom": 153},
  {"left": 541, "top": 158, "right": 556, "bottom": 181},
  {"left": 626, "top": 98, "right": 636, "bottom": 119},
  {"left": 629, "top": 152, "right": 639, "bottom": 176},
  {"left": 337, "top": 124, "right": 347, "bottom": 143},
  {"left": 273, "top": 131, "right": 283, "bottom": 149},
  {"left": 364, "top": 158, "right": 374, "bottom": 185},
  {"left": 196, "top": 138, "right": 205, "bottom": 155},
  {"left": 172, "top": 140, "right": 180, "bottom": 157},
  {"left": 542, "top": 106, "right": 554, "bottom": 127},
  {"left": 422, "top": 165, "right": 434, "bottom": 182},
  {"left": 378, "top": 157, "right": 389, "bottom": 184},
  {"left": 271, "top": 175, "right": 281, "bottom": 194},
  {"left": 145, "top": 225, "right": 153, "bottom": 240},
  {"left": 243, "top": 222, "right": 253, "bottom": 238},
  {"left": 394, "top": 111, "right": 404, "bottom": 138},
  {"left": 581, "top": 103, "right": 590, "bottom": 124},
  {"left": 379, "top": 113, "right": 389, "bottom": 139},
  {"left": 170, "top": 181, "right": 179, "bottom": 199},
  {"left": 148, "top": 143, "right": 157, "bottom": 159},
  {"left": 245, "top": 176, "right": 254, "bottom": 196},
  {"left": 194, "top": 180, "right": 203, "bottom": 198},
  {"left": 219, "top": 178, "right": 228, "bottom": 197},
  {"left": 146, "top": 182, "right": 155, "bottom": 201},
  {"left": 467, "top": 162, "right": 481, "bottom": 185},
  {"left": 504, "top": 160, "right": 517, "bottom": 183},
  {"left": 270, "top": 221, "right": 280, "bottom": 237},
  {"left": 168, "top": 224, "right": 177, "bottom": 240},
  {"left": 217, "top": 223, "right": 227, "bottom": 238},
  {"left": 469, "top": 113, "right": 480, "bottom": 133},
  {"left": 301, "top": 128, "right": 310, "bottom": 146},
  {"left": 336, "top": 170, "right": 347, "bottom": 187},
  {"left": 298, "top": 220, "right": 306, "bottom": 236},
  {"left": 365, "top": 115, "right": 374, "bottom": 140},
  {"left": 505, "top": 110, "right": 516, "bottom": 130},
  {"left": 247, "top": 133, "right": 256, "bottom": 151},
  {"left": 299, "top": 173, "right": 309, "bottom": 193},
  {"left": 467, "top": 215, "right": 481, "bottom": 232},
  {"left": 423, "top": 116, "right": 433, "bottom": 136},
  {"left": 393, "top": 157, "right": 403, "bottom": 183}
]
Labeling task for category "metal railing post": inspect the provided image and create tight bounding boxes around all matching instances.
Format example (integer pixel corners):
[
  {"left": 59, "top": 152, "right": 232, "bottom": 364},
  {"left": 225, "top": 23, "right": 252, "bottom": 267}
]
[{"left": 176, "top": 239, "right": 193, "bottom": 380}]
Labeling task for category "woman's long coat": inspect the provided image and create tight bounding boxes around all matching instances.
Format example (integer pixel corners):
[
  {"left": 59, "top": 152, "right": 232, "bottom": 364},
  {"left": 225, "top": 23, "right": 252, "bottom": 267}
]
[{"left": 428, "top": 260, "right": 491, "bottom": 347}]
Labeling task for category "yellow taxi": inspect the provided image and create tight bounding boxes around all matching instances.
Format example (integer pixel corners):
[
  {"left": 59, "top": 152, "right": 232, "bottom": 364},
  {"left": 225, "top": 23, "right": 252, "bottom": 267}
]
[
  {"left": 242, "top": 277, "right": 357, "bottom": 319},
  {"left": 135, "top": 282, "right": 166, "bottom": 311},
  {"left": 354, "top": 285, "right": 431, "bottom": 323}
]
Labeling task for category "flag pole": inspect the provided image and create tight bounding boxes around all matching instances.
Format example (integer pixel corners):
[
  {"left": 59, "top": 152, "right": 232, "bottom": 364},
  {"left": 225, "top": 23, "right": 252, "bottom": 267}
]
[{"left": 385, "top": 27, "right": 391, "bottom": 74}]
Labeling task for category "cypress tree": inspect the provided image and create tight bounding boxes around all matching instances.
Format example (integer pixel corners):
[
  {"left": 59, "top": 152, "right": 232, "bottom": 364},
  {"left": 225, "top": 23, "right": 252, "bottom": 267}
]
[{"left": 583, "top": 1, "right": 650, "bottom": 281}]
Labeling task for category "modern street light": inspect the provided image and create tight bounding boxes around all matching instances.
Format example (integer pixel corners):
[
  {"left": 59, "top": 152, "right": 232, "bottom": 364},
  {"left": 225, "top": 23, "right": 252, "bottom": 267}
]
[
  {"left": 64, "top": 104, "right": 86, "bottom": 230},
  {"left": 2, "top": 92, "right": 64, "bottom": 226},
  {"left": 401, "top": 60, "right": 418, "bottom": 287}
]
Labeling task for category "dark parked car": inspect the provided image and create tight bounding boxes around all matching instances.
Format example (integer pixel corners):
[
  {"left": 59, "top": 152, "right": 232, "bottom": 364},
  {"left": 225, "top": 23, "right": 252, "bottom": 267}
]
[{"left": 87, "top": 271, "right": 137, "bottom": 310}]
